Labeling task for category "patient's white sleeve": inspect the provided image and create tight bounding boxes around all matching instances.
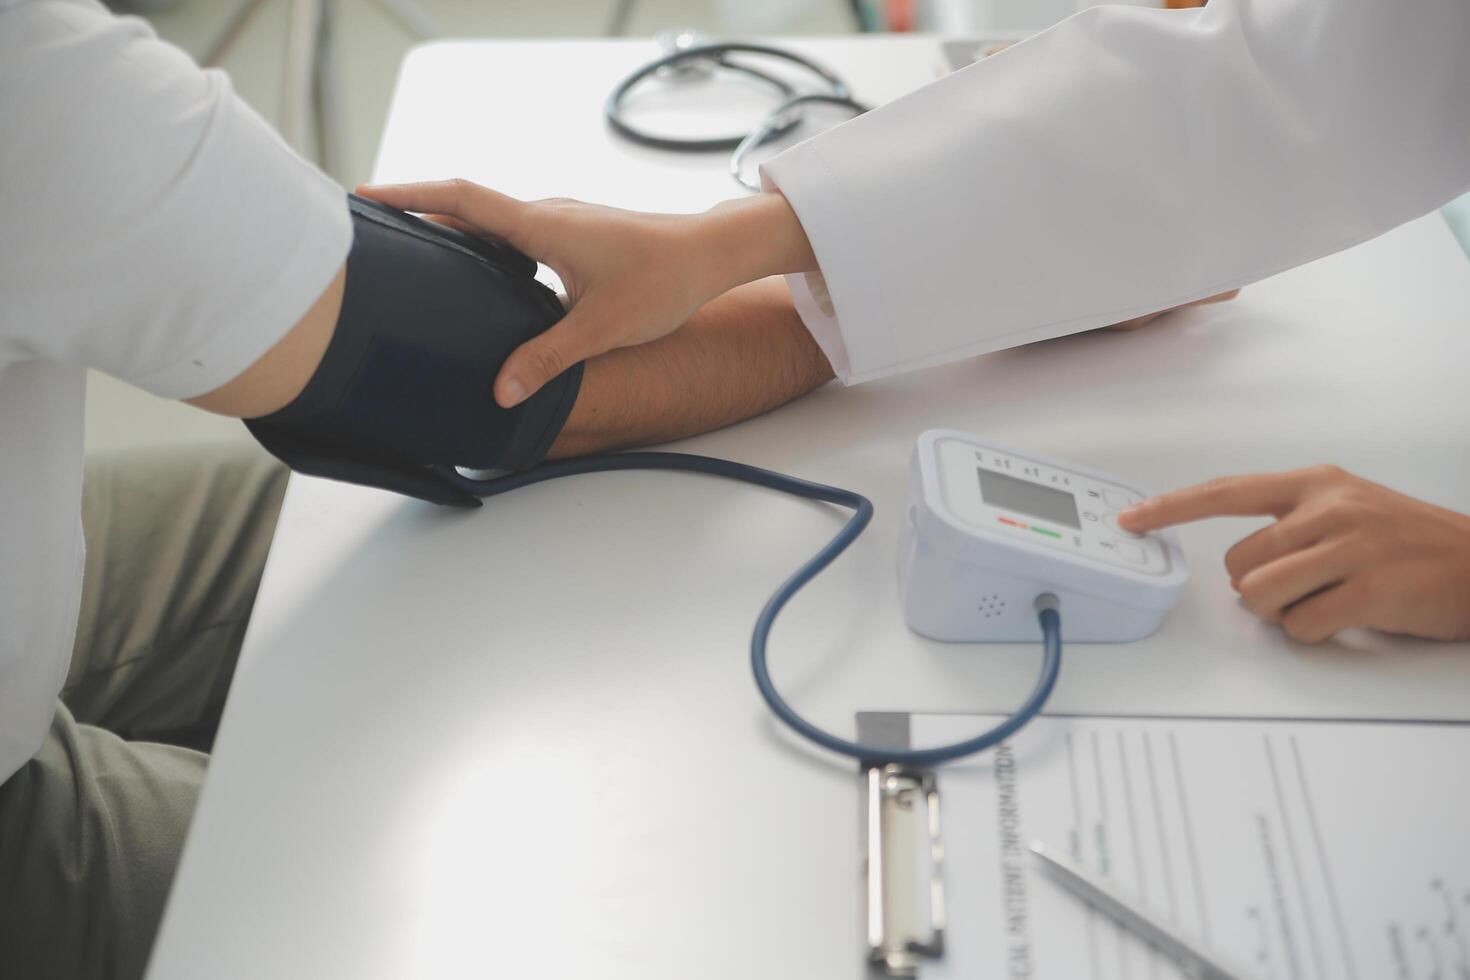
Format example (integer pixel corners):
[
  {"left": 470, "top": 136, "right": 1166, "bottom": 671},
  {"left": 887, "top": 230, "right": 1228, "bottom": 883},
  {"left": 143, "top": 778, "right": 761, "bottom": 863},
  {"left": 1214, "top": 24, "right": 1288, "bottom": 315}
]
[
  {"left": 0, "top": 0, "right": 350, "bottom": 400},
  {"left": 760, "top": 0, "right": 1470, "bottom": 384}
]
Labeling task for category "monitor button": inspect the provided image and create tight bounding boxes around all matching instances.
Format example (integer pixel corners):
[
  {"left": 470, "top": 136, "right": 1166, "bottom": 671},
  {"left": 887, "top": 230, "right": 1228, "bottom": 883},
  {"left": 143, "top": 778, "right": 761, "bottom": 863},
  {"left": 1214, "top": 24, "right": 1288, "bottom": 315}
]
[
  {"left": 1113, "top": 540, "right": 1146, "bottom": 564},
  {"left": 1103, "top": 489, "right": 1133, "bottom": 511},
  {"left": 1104, "top": 514, "right": 1141, "bottom": 538}
]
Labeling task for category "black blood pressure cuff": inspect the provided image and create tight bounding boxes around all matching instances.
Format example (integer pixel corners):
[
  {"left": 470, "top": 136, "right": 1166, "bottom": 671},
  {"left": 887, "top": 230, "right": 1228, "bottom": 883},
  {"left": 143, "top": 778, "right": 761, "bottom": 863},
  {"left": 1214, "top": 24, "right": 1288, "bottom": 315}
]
[{"left": 245, "top": 194, "right": 582, "bottom": 508}]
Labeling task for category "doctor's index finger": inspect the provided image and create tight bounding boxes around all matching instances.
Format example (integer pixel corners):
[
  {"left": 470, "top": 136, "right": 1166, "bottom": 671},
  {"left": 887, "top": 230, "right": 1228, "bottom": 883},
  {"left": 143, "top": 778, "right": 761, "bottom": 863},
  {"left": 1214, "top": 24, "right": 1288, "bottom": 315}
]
[
  {"left": 356, "top": 180, "right": 534, "bottom": 251},
  {"left": 1118, "top": 472, "right": 1310, "bottom": 532}
]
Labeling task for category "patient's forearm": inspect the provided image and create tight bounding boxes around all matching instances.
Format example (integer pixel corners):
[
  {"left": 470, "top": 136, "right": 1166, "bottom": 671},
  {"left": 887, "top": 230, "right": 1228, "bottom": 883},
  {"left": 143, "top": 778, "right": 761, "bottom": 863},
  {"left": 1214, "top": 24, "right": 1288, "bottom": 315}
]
[{"left": 549, "top": 278, "right": 833, "bottom": 458}]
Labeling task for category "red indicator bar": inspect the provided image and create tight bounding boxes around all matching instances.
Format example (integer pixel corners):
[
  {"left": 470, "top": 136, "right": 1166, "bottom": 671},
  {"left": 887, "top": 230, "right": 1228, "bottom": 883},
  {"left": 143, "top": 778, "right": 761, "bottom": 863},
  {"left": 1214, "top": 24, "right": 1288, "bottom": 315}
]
[{"left": 997, "top": 516, "right": 1027, "bottom": 529}]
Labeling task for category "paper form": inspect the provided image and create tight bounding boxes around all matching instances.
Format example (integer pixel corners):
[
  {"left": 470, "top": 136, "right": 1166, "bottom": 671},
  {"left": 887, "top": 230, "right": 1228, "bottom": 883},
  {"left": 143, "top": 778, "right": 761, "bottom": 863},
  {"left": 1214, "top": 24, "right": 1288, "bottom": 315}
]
[{"left": 910, "top": 714, "right": 1470, "bottom": 980}]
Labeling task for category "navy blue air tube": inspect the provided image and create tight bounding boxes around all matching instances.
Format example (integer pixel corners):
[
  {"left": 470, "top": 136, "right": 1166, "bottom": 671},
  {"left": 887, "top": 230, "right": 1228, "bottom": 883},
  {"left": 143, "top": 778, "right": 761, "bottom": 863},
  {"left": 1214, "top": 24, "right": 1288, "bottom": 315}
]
[{"left": 434, "top": 452, "right": 1062, "bottom": 767}]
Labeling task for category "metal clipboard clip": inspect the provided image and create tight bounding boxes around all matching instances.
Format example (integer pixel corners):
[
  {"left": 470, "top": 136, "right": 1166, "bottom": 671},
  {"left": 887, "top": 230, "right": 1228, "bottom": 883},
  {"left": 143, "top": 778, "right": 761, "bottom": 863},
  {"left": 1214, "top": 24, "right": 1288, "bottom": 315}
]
[{"left": 866, "top": 764, "right": 946, "bottom": 976}]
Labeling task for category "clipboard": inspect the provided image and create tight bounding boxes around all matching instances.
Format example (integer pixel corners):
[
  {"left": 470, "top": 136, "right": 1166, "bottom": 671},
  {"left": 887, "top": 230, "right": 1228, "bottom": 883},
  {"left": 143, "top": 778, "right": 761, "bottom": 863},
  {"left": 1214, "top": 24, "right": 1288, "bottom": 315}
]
[
  {"left": 856, "top": 712, "right": 947, "bottom": 976},
  {"left": 855, "top": 710, "right": 1470, "bottom": 980}
]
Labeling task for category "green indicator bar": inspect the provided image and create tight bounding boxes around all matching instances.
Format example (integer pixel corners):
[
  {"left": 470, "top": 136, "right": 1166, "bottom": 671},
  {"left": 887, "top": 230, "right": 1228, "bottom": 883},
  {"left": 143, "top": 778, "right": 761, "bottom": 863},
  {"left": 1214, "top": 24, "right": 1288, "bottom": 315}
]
[{"left": 1030, "top": 526, "right": 1062, "bottom": 539}]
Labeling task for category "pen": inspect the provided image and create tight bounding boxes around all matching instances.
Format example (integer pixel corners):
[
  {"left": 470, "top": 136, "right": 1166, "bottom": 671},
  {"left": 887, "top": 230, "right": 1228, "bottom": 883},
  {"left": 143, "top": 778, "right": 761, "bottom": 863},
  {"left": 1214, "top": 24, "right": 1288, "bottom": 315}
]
[{"left": 1028, "top": 841, "right": 1265, "bottom": 980}]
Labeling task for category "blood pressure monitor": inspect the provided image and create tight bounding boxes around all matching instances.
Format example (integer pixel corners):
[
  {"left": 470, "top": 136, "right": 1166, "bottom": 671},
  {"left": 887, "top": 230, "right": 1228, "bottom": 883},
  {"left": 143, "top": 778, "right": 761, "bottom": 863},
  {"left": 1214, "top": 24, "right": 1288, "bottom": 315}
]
[{"left": 899, "top": 430, "right": 1187, "bottom": 642}]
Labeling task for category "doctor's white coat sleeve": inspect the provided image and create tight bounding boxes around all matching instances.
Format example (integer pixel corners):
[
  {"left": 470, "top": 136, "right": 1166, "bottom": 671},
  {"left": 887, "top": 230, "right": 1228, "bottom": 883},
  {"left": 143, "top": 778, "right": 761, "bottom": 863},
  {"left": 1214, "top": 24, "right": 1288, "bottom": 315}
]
[{"left": 759, "top": 0, "right": 1470, "bottom": 384}]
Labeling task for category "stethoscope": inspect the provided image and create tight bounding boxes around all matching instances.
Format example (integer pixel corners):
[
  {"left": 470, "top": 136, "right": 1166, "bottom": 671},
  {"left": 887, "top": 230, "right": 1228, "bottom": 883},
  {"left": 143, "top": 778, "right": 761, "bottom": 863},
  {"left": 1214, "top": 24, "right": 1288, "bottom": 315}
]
[{"left": 605, "top": 32, "right": 871, "bottom": 192}]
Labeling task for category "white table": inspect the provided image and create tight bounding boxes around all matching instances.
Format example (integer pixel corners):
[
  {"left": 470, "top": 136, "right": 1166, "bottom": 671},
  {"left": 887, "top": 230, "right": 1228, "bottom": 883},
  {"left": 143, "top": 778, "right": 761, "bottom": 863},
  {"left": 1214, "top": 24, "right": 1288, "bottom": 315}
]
[{"left": 146, "top": 37, "right": 1470, "bottom": 980}]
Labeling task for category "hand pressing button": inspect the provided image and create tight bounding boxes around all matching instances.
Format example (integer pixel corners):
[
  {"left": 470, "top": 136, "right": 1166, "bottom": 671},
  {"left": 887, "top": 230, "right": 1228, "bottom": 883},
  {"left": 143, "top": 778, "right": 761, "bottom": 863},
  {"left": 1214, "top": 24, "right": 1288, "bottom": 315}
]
[{"left": 1104, "top": 514, "right": 1142, "bottom": 538}]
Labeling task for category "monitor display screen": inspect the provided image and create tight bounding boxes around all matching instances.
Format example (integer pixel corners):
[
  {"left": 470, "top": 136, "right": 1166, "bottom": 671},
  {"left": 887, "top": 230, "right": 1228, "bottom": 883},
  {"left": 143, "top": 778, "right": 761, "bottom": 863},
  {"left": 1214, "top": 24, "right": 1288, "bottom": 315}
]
[{"left": 977, "top": 468, "right": 1081, "bottom": 530}]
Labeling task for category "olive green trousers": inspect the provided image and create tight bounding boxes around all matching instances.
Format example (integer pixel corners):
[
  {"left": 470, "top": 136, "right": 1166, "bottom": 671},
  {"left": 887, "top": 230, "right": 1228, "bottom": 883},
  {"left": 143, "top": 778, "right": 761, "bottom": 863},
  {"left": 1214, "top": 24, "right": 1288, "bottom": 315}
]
[{"left": 0, "top": 444, "right": 286, "bottom": 980}]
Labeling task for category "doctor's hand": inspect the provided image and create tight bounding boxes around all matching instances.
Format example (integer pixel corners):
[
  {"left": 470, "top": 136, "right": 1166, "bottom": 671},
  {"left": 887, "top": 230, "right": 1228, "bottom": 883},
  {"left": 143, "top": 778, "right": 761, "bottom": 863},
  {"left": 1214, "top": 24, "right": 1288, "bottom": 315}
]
[
  {"left": 357, "top": 181, "right": 816, "bottom": 408},
  {"left": 1119, "top": 467, "right": 1470, "bottom": 644}
]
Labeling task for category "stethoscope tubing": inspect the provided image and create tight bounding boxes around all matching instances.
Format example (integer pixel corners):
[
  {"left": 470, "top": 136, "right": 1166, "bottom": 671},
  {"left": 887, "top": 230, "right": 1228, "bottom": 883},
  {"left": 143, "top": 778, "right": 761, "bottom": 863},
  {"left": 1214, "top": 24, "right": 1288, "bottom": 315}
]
[
  {"left": 605, "top": 41, "right": 862, "bottom": 155},
  {"left": 729, "top": 91, "right": 870, "bottom": 190}
]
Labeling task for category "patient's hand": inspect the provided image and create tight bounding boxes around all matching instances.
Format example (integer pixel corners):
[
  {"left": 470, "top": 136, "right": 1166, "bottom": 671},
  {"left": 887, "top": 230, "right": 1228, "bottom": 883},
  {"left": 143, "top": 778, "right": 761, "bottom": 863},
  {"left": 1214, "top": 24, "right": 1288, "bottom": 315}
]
[{"left": 1120, "top": 466, "right": 1470, "bottom": 643}]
